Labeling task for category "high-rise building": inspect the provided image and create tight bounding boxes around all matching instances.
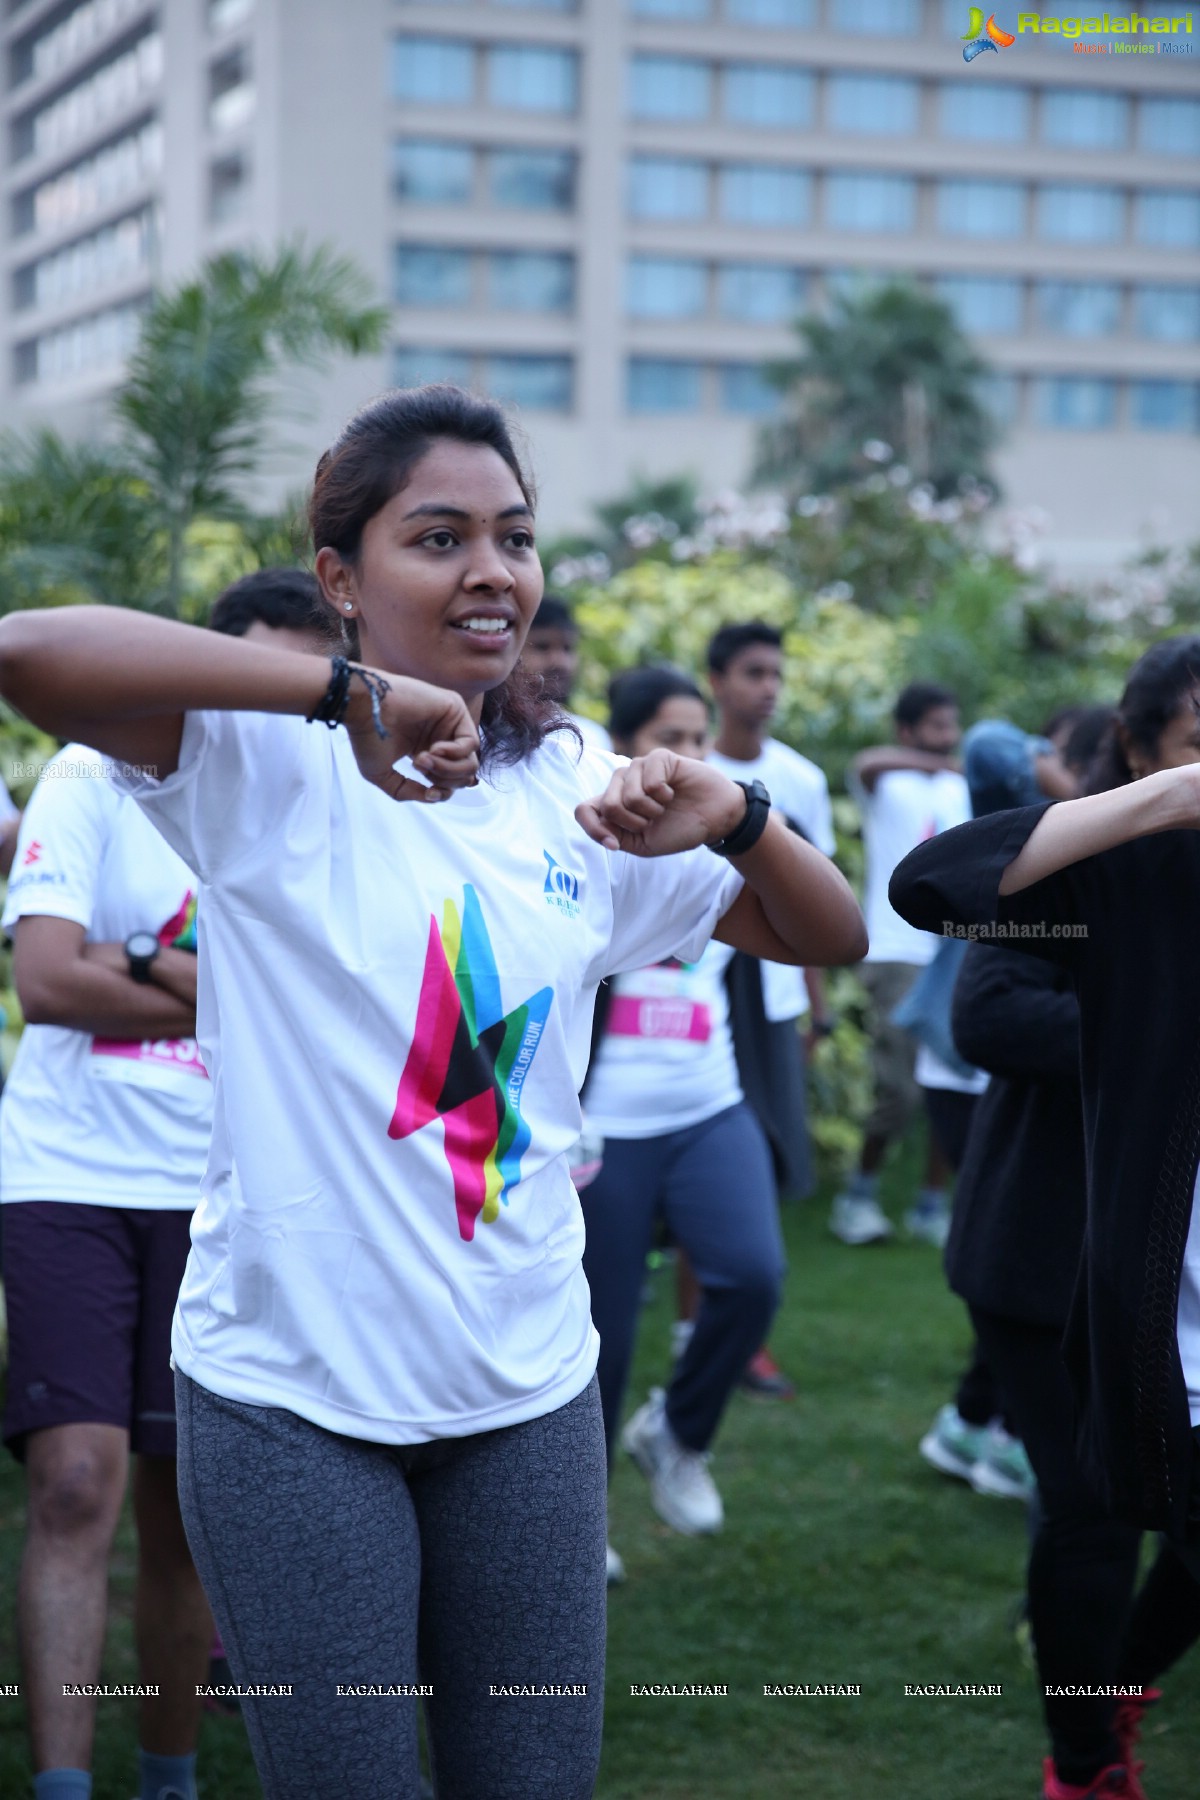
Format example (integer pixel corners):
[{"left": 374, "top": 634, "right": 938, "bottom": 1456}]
[{"left": 3, "top": 0, "right": 1199, "bottom": 567}]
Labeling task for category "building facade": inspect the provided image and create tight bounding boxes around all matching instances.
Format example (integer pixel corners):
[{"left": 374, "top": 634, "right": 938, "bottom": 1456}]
[{"left": 3, "top": 0, "right": 1200, "bottom": 568}]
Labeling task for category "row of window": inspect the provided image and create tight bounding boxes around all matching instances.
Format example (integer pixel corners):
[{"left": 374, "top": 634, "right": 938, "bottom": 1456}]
[
  {"left": 13, "top": 30, "right": 163, "bottom": 164},
  {"left": 388, "top": 346, "right": 1200, "bottom": 431},
  {"left": 394, "top": 142, "right": 1200, "bottom": 249},
  {"left": 394, "top": 0, "right": 1097, "bottom": 37},
  {"left": 13, "top": 297, "right": 147, "bottom": 387},
  {"left": 12, "top": 206, "right": 157, "bottom": 314},
  {"left": 392, "top": 36, "right": 1200, "bottom": 157},
  {"left": 12, "top": 118, "right": 162, "bottom": 239},
  {"left": 633, "top": 164, "right": 1200, "bottom": 247},
  {"left": 392, "top": 243, "right": 1200, "bottom": 341},
  {"left": 10, "top": 0, "right": 147, "bottom": 89}
]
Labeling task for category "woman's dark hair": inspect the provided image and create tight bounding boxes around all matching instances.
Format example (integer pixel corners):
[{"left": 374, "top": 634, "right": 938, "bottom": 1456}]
[
  {"left": 1060, "top": 705, "right": 1115, "bottom": 781},
  {"left": 607, "top": 665, "right": 707, "bottom": 748},
  {"left": 1083, "top": 637, "right": 1200, "bottom": 795},
  {"left": 309, "top": 384, "right": 561, "bottom": 769}
]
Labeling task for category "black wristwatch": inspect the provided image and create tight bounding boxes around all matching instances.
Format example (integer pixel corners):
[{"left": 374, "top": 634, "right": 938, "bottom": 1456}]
[
  {"left": 707, "top": 779, "right": 772, "bottom": 858},
  {"left": 125, "top": 930, "right": 160, "bottom": 984}
]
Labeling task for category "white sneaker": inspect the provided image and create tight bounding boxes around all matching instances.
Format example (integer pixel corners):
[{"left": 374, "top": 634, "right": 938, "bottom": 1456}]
[
  {"left": 606, "top": 1541, "right": 626, "bottom": 1585},
  {"left": 829, "top": 1193, "right": 893, "bottom": 1245},
  {"left": 621, "top": 1389, "right": 724, "bottom": 1536},
  {"left": 905, "top": 1197, "right": 951, "bottom": 1249}
]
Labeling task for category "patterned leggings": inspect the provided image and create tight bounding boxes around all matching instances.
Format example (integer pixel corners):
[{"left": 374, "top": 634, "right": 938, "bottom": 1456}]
[{"left": 175, "top": 1369, "right": 607, "bottom": 1799}]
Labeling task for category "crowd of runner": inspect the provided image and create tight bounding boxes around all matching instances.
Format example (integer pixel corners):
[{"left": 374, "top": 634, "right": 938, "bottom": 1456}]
[{"left": 0, "top": 382, "right": 1196, "bottom": 1800}]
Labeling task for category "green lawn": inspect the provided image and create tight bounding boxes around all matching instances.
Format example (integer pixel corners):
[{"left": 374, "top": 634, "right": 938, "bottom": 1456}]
[{"left": 3, "top": 1153, "right": 1198, "bottom": 1798}]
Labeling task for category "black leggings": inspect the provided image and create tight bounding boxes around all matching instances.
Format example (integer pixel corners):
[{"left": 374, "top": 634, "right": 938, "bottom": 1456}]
[
  {"left": 971, "top": 1308, "right": 1200, "bottom": 1785},
  {"left": 175, "top": 1369, "right": 607, "bottom": 1800}
]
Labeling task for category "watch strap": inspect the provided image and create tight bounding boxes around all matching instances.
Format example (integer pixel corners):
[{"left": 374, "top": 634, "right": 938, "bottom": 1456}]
[{"left": 707, "top": 779, "right": 772, "bottom": 858}]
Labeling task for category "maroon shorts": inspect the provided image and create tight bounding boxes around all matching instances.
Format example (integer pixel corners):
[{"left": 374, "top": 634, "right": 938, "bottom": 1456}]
[{"left": 1, "top": 1201, "right": 193, "bottom": 1459}]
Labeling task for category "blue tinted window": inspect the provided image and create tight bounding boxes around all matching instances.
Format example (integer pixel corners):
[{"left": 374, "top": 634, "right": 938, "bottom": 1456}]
[
  {"left": 831, "top": 0, "right": 919, "bottom": 32},
  {"left": 629, "top": 54, "right": 711, "bottom": 119},
  {"left": 938, "top": 83, "right": 1029, "bottom": 142},
  {"left": 1035, "top": 281, "right": 1120, "bottom": 337},
  {"left": 727, "top": 0, "right": 814, "bottom": 20},
  {"left": 391, "top": 38, "right": 473, "bottom": 104},
  {"left": 1136, "top": 190, "right": 1200, "bottom": 249},
  {"left": 720, "top": 364, "right": 781, "bottom": 414},
  {"left": 828, "top": 74, "right": 918, "bottom": 136},
  {"left": 394, "top": 346, "right": 473, "bottom": 387},
  {"left": 1131, "top": 380, "right": 1199, "bottom": 431},
  {"left": 393, "top": 140, "right": 473, "bottom": 203},
  {"left": 719, "top": 163, "right": 810, "bottom": 225},
  {"left": 935, "top": 275, "right": 1023, "bottom": 334},
  {"left": 718, "top": 262, "right": 805, "bottom": 322},
  {"left": 484, "top": 353, "right": 573, "bottom": 410},
  {"left": 394, "top": 244, "right": 472, "bottom": 306},
  {"left": 1134, "top": 285, "right": 1200, "bottom": 341},
  {"left": 627, "top": 256, "right": 708, "bottom": 317},
  {"left": 1139, "top": 98, "right": 1200, "bottom": 157},
  {"left": 938, "top": 179, "right": 1025, "bottom": 238},
  {"left": 1041, "top": 89, "right": 1128, "bottom": 150},
  {"left": 1033, "top": 377, "right": 1116, "bottom": 429},
  {"left": 488, "top": 251, "right": 574, "bottom": 311},
  {"left": 627, "top": 358, "right": 704, "bottom": 412},
  {"left": 487, "top": 45, "right": 578, "bottom": 112},
  {"left": 826, "top": 173, "right": 916, "bottom": 233},
  {"left": 629, "top": 155, "right": 709, "bottom": 219},
  {"left": 488, "top": 147, "right": 575, "bottom": 209},
  {"left": 724, "top": 64, "right": 814, "bottom": 128}
]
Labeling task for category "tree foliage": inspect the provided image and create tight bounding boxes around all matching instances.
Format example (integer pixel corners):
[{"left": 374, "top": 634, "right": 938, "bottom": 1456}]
[{"left": 755, "top": 282, "right": 998, "bottom": 499}]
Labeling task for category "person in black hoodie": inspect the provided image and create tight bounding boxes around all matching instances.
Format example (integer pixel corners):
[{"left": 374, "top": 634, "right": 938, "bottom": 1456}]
[{"left": 891, "top": 642, "right": 1200, "bottom": 1793}]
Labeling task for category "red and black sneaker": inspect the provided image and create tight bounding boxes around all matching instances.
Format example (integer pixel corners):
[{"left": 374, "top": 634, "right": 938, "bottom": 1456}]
[
  {"left": 1114, "top": 1687, "right": 1161, "bottom": 1774},
  {"left": 739, "top": 1348, "right": 795, "bottom": 1400},
  {"left": 1041, "top": 1757, "right": 1148, "bottom": 1800}
]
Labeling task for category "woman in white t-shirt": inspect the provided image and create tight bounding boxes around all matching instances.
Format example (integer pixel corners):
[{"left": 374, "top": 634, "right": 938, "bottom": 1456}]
[
  {"left": 580, "top": 667, "right": 785, "bottom": 1570},
  {"left": 0, "top": 384, "right": 867, "bottom": 1800}
]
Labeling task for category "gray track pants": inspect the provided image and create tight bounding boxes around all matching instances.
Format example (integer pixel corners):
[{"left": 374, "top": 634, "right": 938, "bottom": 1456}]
[{"left": 175, "top": 1368, "right": 607, "bottom": 1799}]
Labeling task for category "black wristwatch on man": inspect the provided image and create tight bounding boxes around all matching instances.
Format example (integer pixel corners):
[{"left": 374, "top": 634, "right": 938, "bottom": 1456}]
[
  {"left": 124, "top": 931, "right": 161, "bottom": 985},
  {"left": 707, "top": 779, "right": 772, "bottom": 859}
]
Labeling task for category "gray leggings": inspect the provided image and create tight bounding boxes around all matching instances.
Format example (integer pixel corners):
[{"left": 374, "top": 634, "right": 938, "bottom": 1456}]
[{"left": 175, "top": 1369, "right": 607, "bottom": 1800}]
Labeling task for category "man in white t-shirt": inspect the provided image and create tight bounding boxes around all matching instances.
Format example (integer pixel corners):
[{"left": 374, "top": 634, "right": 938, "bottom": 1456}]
[
  {"left": 705, "top": 620, "right": 836, "bottom": 1395},
  {"left": 831, "top": 681, "right": 970, "bottom": 1246},
  {"left": 520, "top": 594, "right": 612, "bottom": 751}
]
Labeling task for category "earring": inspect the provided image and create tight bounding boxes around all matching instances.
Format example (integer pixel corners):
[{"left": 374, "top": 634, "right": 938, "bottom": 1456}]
[{"left": 343, "top": 602, "right": 353, "bottom": 613}]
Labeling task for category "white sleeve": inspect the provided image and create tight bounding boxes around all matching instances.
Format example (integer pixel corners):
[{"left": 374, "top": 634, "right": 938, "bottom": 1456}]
[
  {"left": 801, "top": 769, "right": 836, "bottom": 857},
  {"left": 2, "top": 749, "right": 116, "bottom": 933},
  {"left": 593, "top": 847, "right": 744, "bottom": 980},
  {"left": 111, "top": 709, "right": 308, "bottom": 882}
]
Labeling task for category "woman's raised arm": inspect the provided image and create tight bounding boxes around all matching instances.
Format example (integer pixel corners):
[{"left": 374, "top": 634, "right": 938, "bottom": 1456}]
[
  {"left": 0, "top": 607, "right": 480, "bottom": 800},
  {"left": 997, "top": 764, "right": 1200, "bottom": 895}
]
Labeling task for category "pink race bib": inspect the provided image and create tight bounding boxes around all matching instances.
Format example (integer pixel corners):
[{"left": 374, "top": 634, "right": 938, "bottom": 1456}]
[{"left": 607, "top": 995, "right": 711, "bottom": 1043}]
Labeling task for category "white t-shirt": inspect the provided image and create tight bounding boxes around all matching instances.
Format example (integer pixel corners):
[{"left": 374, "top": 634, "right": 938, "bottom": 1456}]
[
  {"left": 914, "top": 1043, "right": 989, "bottom": 1096},
  {"left": 116, "top": 715, "right": 743, "bottom": 1443},
  {"left": 851, "top": 767, "right": 971, "bottom": 966},
  {"left": 569, "top": 711, "right": 612, "bottom": 753},
  {"left": 707, "top": 739, "right": 835, "bottom": 1022},
  {"left": 1179, "top": 1174, "right": 1200, "bottom": 1427},
  {"left": 584, "top": 939, "right": 740, "bottom": 1140},
  {"left": 1, "top": 745, "right": 211, "bottom": 1209}
]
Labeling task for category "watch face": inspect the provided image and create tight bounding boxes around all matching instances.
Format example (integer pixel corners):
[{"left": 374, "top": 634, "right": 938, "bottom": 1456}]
[{"left": 126, "top": 931, "right": 160, "bottom": 959}]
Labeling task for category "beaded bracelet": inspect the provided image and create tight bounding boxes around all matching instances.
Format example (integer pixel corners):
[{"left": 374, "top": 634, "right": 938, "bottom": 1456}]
[{"left": 307, "top": 656, "right": 390, "bottom": 741}]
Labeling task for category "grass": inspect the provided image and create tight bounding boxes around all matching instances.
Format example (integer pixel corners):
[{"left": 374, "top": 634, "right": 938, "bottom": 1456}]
[{"left": 2, "top": 1144, "right": 1198, "bottom": 1798}]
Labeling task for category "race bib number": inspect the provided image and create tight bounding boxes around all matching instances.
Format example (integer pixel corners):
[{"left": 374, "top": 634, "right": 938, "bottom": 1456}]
[
  {"left": 607, "top": 995, "right": 711, "bottom": 1043},
  {"left": 90, "top": 1036, "right": 209, "bottom": 1093}
]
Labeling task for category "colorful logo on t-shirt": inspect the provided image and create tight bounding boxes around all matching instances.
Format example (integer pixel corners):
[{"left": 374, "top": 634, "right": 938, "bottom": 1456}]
[
  {"left": 543, "top": 850, "right": 581, "bottom": 919},
  {"left": 389, "top": 885, "right": 554, "bottom": 1243},
  {"left": 159, "top": 889, "right": 198, "bottom": 951},
  {"left": 22, "top": 839, "right": 42, "bottom": 866}
]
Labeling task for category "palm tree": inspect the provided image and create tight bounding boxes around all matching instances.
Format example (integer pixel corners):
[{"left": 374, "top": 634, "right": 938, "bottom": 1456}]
[
  {"left": 755, "top": 282, "right": 998, "bottom": 499},
  {"left": 0, "top": 241, "right": 387, "bottom": 618},
  {"left": 115, "top": 241, "right": 387, "bottom": 613}
]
